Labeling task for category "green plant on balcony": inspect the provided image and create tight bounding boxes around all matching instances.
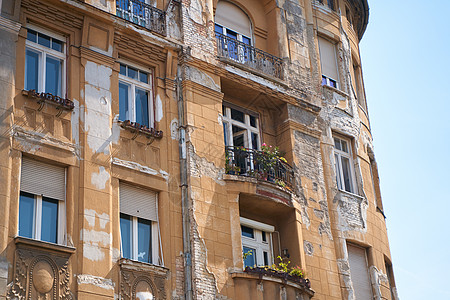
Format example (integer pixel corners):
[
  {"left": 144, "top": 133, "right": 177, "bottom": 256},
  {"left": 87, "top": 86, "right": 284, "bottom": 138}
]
[{"left": 225, "top": 149, "right": 241, "bottom": 174}]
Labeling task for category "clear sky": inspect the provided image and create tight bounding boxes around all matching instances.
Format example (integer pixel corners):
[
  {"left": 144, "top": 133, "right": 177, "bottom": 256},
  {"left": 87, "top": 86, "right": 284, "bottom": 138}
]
[{"left": 359, "top": 0, "right": 450, "bottom": 299}]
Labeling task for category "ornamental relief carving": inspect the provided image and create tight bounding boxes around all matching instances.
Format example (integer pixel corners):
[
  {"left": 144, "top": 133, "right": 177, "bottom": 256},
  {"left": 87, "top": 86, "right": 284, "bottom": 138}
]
[
  {"left": 7, "top": 246, "right": 72, "bottom": 300},
  {"left": 120, "top": 259, "right": 169, "bottom": 300}
]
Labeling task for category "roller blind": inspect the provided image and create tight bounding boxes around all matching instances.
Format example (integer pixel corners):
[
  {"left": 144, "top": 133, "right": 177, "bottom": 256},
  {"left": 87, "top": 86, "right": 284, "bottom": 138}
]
[
  {"left": 348, "top": 244, "right": 373, "bottom": 299},
  {"left": 318, "top": 37, "right": 339, "bottom": 81},
  {"left": 21, "top": 157, "right": 66, "bottom": 201},
  {"left": 215, "top": 1, "right": 251, "bottom": 37},
  {"left": 120, "top": 182, "right": 158, "bottom": 221}
]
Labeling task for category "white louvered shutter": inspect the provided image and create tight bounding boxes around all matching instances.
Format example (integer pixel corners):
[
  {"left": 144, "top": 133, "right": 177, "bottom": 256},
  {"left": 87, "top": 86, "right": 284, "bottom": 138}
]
[
  {"left": 21, "top": 157, "right": 65, "bottom": 201},
  {"left": 348, "top": 244, "right": 373, "bottom": 299},
  {"left": 120, "top": 183, "right": 158, "bottom": 221},
  {"left": 318, "top": 37, "right": 339, "bottom": 81}
]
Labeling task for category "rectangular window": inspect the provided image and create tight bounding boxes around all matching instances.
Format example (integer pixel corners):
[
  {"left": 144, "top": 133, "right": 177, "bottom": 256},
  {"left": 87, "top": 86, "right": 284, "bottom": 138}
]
[
  {"left": 318, "top": 37, "right": 339, "bottom": 89},
  {"left": 119, "top": 182, "right": 160, "bottom": 265},
  {"left": 25, "top": 27, "right": 66, "bottom": 97},
  {"left": 333, "top": 136, "right": 356, "bottom": 193},
  {"left": 240, "top": 217, "right": 274, "bottom": 268},
  {"left": 347, "top": 244, "right": 373, "bottom": 299},
  {"left": 19, "top": 157, "right": 66, "bottom": 244},
  {"left": 222, "top": 104, "right": 260, "bottom": 149},
  {"left": 119, "top": 63, "right": 154, "bottom": 128}
]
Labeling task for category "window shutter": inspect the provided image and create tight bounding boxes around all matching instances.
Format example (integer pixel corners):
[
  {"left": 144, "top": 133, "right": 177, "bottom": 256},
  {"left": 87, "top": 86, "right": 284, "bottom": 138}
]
[
  {"left": 318, "top": 37, "right": 339, "bottom": 81},
  {"left": 21, "top": 157, "right": 65, "bottom": 201},
  {"left": 120, "top": 183, "right": 157, "bottom": 221},
  {"left": 348, "top": 244, "right": 373, "bottom": 298},
  {"left": 215, "top": 1, "right": 252, "bottom": 37}
]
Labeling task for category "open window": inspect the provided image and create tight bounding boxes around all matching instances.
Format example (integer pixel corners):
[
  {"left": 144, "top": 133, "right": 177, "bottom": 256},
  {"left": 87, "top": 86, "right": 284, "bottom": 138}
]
[
  {"left": 25, "top": 26, "right": 66, "bottom": 97},
  {"left": 333, "top": 136, "right": 357, "bottom": 194},
  {"left": 119, "top": 182, "right": 161, "bottom": 265},
  {"left": 222, "top": 104, "right": 260, "bottom": 150},
  {"left": 318, "top": 36, "right": 339, "bottom": 89},
  {"left": 19, "top": 157, "right": 66, "bottom": 244}
]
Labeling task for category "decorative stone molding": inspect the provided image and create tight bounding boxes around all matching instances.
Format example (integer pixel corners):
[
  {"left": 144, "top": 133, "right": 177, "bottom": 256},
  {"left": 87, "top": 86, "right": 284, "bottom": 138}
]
[
  {"left": 119, "top": 258, "right": 169, "bottom": 300},
  {"left": 7, "top": 237, "right": 75, "bottom": 300}
]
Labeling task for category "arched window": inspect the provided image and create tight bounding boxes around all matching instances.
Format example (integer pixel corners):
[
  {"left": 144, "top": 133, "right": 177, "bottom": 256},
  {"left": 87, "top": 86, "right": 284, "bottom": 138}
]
[{"left": 214, "top": 1, "right": 252, "bottom": 45}]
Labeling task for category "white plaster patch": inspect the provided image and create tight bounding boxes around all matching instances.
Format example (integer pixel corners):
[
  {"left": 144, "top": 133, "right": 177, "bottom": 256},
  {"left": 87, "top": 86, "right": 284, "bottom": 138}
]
[
  {"left": 110, "top": 247, "right": 121, "bottom": 263},
  {"left": 91, "top": 166, "right": 110, "bottom": 190},
  {"left": 71, "top": 99, "right": 80, "bottom": 146},
  {"left": 77, "top": 274, "right": 114, "bottom": 290},
  {"left": 155, "top": 94, "right": 163, "bottom": 122},
  {"left": 188, "top": 0, "right": 203, "bottom": 24},
  {"left": 83, "top": 243, "right": 105, "bottom": 262},
  {"left": 136, "top": 291, "right": 154, "bottom": 300},
  {"left": 85, "top": 61, "right": 111, "bottom": 90},
  {"left": 81, "top": 229, "right": 111, "bottom": 246},
  {"left": 170, "top": 118, "right": 179, "bottom": 140},
  {"left": 84, "top": 209, "right": 110, "bottom": 229},
  {"left": 112, "top": 157, "right": 169, "bottom": 181}
]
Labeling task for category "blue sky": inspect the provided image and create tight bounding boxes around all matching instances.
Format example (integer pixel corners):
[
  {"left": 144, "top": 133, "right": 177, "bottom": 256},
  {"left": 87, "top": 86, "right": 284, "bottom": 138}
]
[{"left": 359, "top": 0, "right": 450, "bottom": 299}]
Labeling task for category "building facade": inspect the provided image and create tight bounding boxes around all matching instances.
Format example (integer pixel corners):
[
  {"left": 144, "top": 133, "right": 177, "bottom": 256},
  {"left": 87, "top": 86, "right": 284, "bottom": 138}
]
[{"left": 0, "top": 0, "right": 398, "bottom": 298}]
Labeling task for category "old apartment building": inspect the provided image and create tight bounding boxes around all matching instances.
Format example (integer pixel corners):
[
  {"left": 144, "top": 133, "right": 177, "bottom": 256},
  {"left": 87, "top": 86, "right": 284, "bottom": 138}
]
[{"left": 0, "top": 0, "right": 398, "bottom": 298}]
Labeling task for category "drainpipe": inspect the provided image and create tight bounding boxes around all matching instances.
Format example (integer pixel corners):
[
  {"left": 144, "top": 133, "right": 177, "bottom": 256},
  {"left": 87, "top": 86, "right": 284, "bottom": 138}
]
[{"left": 176, "top": 54, "right": 193, "bottom": 300}]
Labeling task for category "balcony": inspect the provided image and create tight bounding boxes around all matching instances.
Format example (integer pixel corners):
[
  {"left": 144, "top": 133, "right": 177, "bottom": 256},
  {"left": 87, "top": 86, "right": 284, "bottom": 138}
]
[
  {"left": 116, "top": 0, "right": 166, "bottom": 36},
  {"left": 216, "top": 33, "right": 283, "bottom": 80},
  {"left": 225, "top": 146, "right": 294, "bottom": 190}
]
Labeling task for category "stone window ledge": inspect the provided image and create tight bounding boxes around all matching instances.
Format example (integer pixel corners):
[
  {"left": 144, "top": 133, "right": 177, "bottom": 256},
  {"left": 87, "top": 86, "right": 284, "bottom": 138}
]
[
  {"left": 322, "top": 84, "right": 349, "bottom": 99},
  {"left": 119, "top": 258, "right": 169, "bottom": 277},
  {"left": 337, "top": 189, "right": 365, "bottom": 201},
  {"left": 120, "top": 120, "right": 163, "bottom": 141},
  {"left": 14, "top": 236, "right": 75, "bottom": 255}
]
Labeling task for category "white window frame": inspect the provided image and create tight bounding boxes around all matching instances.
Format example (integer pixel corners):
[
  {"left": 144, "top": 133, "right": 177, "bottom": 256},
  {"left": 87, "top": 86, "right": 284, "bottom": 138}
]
[
  {"left": 118, "top": 62, "right": 154, "bottom": 128},
  {"left": 333, "top": 136, "right": 357, "bottom": 194},
  {"left": 25, "top": 25, "right": 66, "bottom": 97},
  {"left": 222, "top": 105, "right": 260, "bottom": 150},
  {"left": 19, "top": 193, "right": 66, "bottom": 244},
  {"left": 120, "top": 213, "right": 159, "bottom": 264},
  {"left": 240, "top": 217, "right": 274, "bottom": 268}
]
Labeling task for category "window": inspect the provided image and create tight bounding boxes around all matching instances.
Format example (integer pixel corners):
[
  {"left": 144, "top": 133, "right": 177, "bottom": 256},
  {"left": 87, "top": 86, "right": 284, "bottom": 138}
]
[
  {"left": 352, "top": 64, "right": 367, "bottom": 110},
  {"left": 318, "top": 37, "right": 339, "bottom": 89},
  {"left": 240, "top": 217, "right": 274, "bottom": 268},
  {"left": 215, "top": 1, "right": 252, "bottom": 62},
  {"left": 333, "top": 136, "right": 356, "bottom": 193},
  {"left": 318, "top": 0, "right": 335, "bottom": 11},
  {"left": 25, "top": 27, "right": 66, "bottom": 97},
  {"left": 222, "top": 104, "right": 260, "bottom": 149},
  {"left": 119, "top": 182, "right": 160, "bottom": 264},
  {"left": 346, "top": 6, "right": 353, "bottom": 26},
  {"left": 385, "top": 259, "right": 396, "bottom": 299},
  {"left": 119, "top": 63, "right": 154, "bottom": 128},
  {"left": 18, "top": 157, "right": 66, "bottom": 244},
  {"left": 347, "top": 244, "right": 373, "bottom": 299}
]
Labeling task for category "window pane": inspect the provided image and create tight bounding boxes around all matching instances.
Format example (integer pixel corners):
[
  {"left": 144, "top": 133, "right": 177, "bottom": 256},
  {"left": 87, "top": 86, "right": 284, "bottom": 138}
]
[
  {"left": 334, "top": 138, "right": 341, "bottom": 151},
  {"left": 243, "top": 246, "right": 256, "bottom": 268},
  {"left": 119, "top": 82, "right": 129, "bottom": 121},
  {"left": 251, "top": 132, "right": 258, "bottom": 150},
  {"left": 214, "top": 24, "right": 223, "bottom": 35},
  {"left": 120, "top": 214, "right": 132, "bottom": 259},
  {"left": 135, "top": 88, "right": 149, "bottom": 127},
  {"left": 137, "top": 218, "right": 152, "bottom": 263},
  {"left": 241, "top": 225, "right": 254, "bottom": 238},
  {"left": 19, "top": 192, "right": 35, "bottom": 239},
  {"left": 223, "top": 122, "right": 229, "bottom": 146},
  {"left": 26, "top": 50, "right": 39, "bottom": 91},
  {"left": 232, "top": 125, "right": 245, "bottom": 147},
  {"left": 263, "top": 251, "right": 269, "bottom": 266},
  {"left": 242, "top": 36, "right": 251, "bottom": 45},
  {"left": 120, "top": 64, "right": 127, "bottom": 76},
  {"left": 41, "top": 197, "right": 58, "bottom": 243},
  {"left": 45, "top": 56, "right": 62, "bottom": 96},
  {"left": 128, "top": 67, "right": 138, "bottom": 80},
  {"left": 249, "top": 115, "right": 256, "bottom": 128},
  {"left": 27, "top": 29, "right": 37, "bottom": 43},
  {"left": 230, "top": 108, "right": 244, "bottom": 123},
  {"left": 341, "top": 157, "right": 352, "bottom": 192},
  {"left": 329, "top": 79, "right": 337, "bottom": 88},
  {"left": 321, "top": 75, "right": 327, "bottom": 86},
  {"left": 262, "top": 231, "right": 267, "bottom": 242},
  {"left": 139, "top": 71, "right": 148, "bottom": 84},
  {"left": 226, "top": 29, "right": 237, "bottom": 40},
  {"left": 52, "top": 39, "right": 63, "bottom": 52},
  {"left": 38, "top": 33, "right": 51, "bottom": 48},
  {"left": 341, "top": 140, "right": 348, "bottom": 153}
]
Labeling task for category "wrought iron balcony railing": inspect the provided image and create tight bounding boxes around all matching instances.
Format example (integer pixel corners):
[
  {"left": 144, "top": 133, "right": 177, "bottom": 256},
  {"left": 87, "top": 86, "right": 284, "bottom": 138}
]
[
  {"left": 116, "top": 0, "right": 166, "bottom": 36},
  {"left": 215, "top": 33, "right": 284, "bottom": 79},
  {"left": 225, "top": 146, "right": 294, "bottom": 190}
]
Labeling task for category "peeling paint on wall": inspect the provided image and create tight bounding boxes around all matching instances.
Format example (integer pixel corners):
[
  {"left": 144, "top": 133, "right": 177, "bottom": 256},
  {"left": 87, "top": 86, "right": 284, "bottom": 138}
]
[
  {"left": 77, "top": 274, "right": 114, "bottom": 290},
  {"left": 91, "top": 166, "right": 110, "bottom": 190},
  {"left": 188, "top": 145, "right": 224, "bottom": 185},
  {"left": 112, "top": 157, "right": 169, "bottom": 180}
]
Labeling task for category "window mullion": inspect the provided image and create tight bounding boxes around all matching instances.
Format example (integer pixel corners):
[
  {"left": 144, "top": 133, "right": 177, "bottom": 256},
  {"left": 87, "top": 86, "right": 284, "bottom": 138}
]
[
  {"left": 40, "top": 52, "right": 45, "bottom": 93},
  {"left": 132, "top": 216, "right": 138, "bottom": 260},
  {"left": 130, "top": 83, "right": 136, "bottom": 122},
  {"left": 35, "top": 195, "right": 42, "bottom": 240}
]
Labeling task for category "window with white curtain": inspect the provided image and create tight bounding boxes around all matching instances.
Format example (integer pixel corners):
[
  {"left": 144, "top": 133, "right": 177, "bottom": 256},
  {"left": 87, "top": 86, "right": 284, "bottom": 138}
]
[
  {"left": 119, "top": 182, "right": 160, "bottom": 264},
  {"left": 19, "top": 157, "right": 66, "bottom": 244},
  {"left": 318, "top": 36, "right": 339, "bottom": 89}
]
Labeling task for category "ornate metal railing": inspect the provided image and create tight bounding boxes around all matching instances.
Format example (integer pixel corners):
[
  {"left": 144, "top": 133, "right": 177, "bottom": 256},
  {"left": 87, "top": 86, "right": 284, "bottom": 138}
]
[
  {"left": 225, "top": 146, "right": 294, "bottom": 189},
  {"left": 116, "top": 0, "right": 166, "bottom": 36},
  {"left": 215, "top": 33, "right": 283, "bottom": 79}
]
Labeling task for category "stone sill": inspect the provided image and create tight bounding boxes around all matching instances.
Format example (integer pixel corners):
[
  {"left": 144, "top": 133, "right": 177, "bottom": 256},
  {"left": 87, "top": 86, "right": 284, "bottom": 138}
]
[
  {"left": 119, "top": 258, "right": 169, "bottom": 277},
  {"left": 338, "top": 189, "right": 364, "bottom": 201},
  {"left": 322, "top": 84, "right": 349, "bottom": 99},
  {"left": 14, "top": 236, "right": 76, "bottom": 255},
  {"left": 231, "top": 271, "right": 315, "bottom": 296}
]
